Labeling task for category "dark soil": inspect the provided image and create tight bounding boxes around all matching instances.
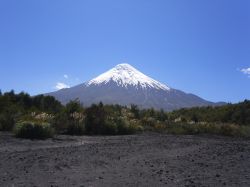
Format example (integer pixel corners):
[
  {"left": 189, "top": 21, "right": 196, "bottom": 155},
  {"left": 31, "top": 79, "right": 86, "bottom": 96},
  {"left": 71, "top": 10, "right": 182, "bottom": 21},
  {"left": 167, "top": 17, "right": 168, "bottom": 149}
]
[{"left": 0, "top": 132, "right": 250, "bottom": 187}]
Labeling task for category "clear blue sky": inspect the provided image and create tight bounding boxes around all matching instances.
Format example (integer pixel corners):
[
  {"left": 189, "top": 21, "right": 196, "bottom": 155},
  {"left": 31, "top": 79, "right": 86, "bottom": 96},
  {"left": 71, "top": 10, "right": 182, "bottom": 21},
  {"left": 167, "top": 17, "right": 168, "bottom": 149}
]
[{"left": 0, "top": 0, "right": 249, "bottom": 103}]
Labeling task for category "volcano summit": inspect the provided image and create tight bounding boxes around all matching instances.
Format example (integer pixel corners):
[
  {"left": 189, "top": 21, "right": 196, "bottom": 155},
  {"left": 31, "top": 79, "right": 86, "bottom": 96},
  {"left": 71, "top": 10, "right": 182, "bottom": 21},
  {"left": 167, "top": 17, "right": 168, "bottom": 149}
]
[{"left": 47, "top": 63, "right": 217, "bottom": 111}]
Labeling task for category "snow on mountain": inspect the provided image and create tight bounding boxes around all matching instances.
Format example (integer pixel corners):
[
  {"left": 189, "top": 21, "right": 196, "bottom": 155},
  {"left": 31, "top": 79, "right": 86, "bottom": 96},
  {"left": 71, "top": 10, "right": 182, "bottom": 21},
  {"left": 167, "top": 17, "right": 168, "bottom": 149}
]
[
  {"left": 86, "top": 63, "right": 170, "bottom": 91},
  {"left": 46, "top": 63, "right": 221, "bottom": 111}
]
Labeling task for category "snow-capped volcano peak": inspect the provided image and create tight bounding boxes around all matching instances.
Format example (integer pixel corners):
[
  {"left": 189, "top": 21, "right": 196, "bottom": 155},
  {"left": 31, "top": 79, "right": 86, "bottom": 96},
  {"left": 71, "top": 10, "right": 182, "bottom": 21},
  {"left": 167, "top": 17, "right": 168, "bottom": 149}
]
[
  {"left": 86, "top": 63, "right": 171, "bottom": 91},
  {"left": 48, "top": 63, "right": 215, "bottom": 110}
]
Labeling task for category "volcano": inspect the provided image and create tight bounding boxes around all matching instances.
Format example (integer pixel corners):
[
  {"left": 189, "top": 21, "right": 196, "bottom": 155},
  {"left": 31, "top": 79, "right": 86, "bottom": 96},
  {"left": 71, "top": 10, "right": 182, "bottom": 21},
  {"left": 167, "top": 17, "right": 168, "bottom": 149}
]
[{"left": 47, "top": 63, "right": 218, "bottom": 111}]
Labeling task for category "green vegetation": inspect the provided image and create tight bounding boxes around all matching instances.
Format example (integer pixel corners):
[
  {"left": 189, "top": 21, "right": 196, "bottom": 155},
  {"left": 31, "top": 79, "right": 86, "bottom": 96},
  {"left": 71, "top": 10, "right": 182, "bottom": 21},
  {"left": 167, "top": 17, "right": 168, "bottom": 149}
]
[
  {"left": 165, "top": 123, "right": 250, "bottom": 138},
  {"left": 53, "top": 100, "right": 85, "bottom": 135},
  {"left": 0, "top": 90, "right": 249, "bottom": 139},
  {"left": 0, "top": 90, "right": 62, "bottom": 132},
  {"left": 84, "top": 103, "right": 142, "bottom": 135},
  {"left": 14, "top": 121, "right": 54, "bottom": 139},
  {"left": 170, "top": 100, "right": 250, "bottom": 126}
]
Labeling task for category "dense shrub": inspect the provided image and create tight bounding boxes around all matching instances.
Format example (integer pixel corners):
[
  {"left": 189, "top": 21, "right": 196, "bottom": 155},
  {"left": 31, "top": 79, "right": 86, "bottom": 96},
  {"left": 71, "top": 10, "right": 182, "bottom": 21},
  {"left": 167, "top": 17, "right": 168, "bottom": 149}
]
[
  {"left": 238, "top": 126, "right": 250, "bottom": 138},
  {"left": 170, "top": 100, "right": 250, "bottom": 126},
  {"left": 116, "top": 118, "right": 143, "bottom": 135},
  {"left": 85, "top": 107, "right": 141, "bottom": 135},
  {"left": 220, "top": 124, "right": 242, "bottom": 137},
  {"left": 14, "top": 121, "right": 54, "bottom": 139},
  {"left": 51, "top": 100, "right": 85, "bottom": 135},
  {"left": 166, "top": 123, "right": 188, "bottom": 135},
  {"left": 130, "top": 104, "right": 140, "bottom": 119},
  {"left": 85, "top": 103, "right": 107, "bottom": 135},
  {"left": 52, "top": 111, "right": 70, "bottom": 133},
  {"left": 0, "top": 113, "right": 16, "bottom": 131},
  {"left": 153, "top": 122, "right": 166, "bottom": 132},
  {"left": 116, "top": 118, "right": 130, "bottom": 134},
  {"left": 102, "top": 120, "right": 118, "bottom": 135},
  {"left": 1, "top": 90, "right": 249, "bottom": 138},
  {"left": 165, "top": 122, "right": 250, "bottom": 138},
  {"left": 166, "top": 123, "right": 220, "bottom": 135},
  {"left": 66, "top": 121, "right": 85, "bottom": 135},
  {"left": 141, "top": 117, "right": 157, "bottom": 130}
]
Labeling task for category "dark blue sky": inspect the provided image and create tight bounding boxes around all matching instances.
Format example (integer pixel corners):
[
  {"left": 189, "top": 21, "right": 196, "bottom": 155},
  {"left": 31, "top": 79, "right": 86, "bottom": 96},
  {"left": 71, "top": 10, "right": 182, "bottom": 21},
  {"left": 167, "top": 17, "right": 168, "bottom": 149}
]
[{"left": 0, "top": 0, "right": 249, "bottom": 103}]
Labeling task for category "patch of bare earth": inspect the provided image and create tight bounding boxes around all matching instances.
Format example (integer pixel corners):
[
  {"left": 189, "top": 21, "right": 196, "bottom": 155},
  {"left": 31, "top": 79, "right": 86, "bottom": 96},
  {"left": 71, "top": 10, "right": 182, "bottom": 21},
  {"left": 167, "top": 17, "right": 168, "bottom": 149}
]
[{"left": 0, "top": 132, "right": 250, "bottom": 187}]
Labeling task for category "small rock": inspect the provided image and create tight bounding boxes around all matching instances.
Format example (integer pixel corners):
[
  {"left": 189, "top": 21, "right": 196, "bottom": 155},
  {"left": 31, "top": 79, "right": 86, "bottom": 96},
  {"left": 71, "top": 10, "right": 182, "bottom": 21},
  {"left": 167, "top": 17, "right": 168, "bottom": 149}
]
[{"left": 216, "top": 174, "right": 221, "bottom": 178}]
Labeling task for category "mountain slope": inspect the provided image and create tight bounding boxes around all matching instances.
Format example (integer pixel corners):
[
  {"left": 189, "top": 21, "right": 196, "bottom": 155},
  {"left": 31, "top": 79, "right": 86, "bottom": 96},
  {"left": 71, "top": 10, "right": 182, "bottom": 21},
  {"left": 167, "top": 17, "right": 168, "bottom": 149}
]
[{"left": 47, "top": 63, "right": 217, "bottom": 111}]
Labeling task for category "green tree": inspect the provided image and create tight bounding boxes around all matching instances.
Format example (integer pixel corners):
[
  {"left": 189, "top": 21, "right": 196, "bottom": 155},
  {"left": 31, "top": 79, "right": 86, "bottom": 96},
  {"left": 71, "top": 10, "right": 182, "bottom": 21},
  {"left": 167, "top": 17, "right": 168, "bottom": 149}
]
[
  {"left": 85, "top": 103, "right": 107, "bottom": 134},
  {"left": 131, "top": 104, "right": 140, "bottom": 119},
  {"left": 191, "top": 114, "right": 199, "bottom": 123},
  {"left": 65, "top": 100, "right": 82, "bottom": 115}
]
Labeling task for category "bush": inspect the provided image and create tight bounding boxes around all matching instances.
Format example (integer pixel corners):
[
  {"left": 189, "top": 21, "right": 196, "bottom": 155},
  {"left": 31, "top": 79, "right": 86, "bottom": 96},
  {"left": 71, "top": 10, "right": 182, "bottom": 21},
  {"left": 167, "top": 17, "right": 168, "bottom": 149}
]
[
  {"left": 144, "top": 117, "right": 157, "bottom": 127},
  {"left": 84, "top": 102, "right": 141, "bottom": 135},
  {"left": 166, "top": 123, "right": 189, "bottom": 135},
  {"left": 14, "top": 121, "right": 54, "bottom": 139},
  {"left": 166, "top": 123, "right": 221, "bottom": 135},
  {"left": 102, "top": 120, "right": 118, "bottom": 135},
  {"left": 238, "top": 126, "right": 250, "bottom": 138},
  {"left": 66, "top": 121, "right": 85, "bottom": 135},
  {"left": 153, "top": 122, "right": 166, "bottom": 132},
  {"left": 141, "top": 117, "right": 157, "bottom": 131},
  {"left": 0, "top": 114, "right": 15, "bottom": 131},
  {"left": 164, "top": 122, "right": 250, "bottom": 138},
  {"left": 220, "top": 124, "right": 242, "bottom": 137},
  {"left": 51, "top": 112, "right": 69, "bottom": 134},
  {"left": 51, "top": 105, "right": 85, "bottom": 135},
  {"left": 116, "top": 118, "right": 135, "bottom": 135},
  {"left": 85, "top": 103, "right": 106, "bottom": 135}
]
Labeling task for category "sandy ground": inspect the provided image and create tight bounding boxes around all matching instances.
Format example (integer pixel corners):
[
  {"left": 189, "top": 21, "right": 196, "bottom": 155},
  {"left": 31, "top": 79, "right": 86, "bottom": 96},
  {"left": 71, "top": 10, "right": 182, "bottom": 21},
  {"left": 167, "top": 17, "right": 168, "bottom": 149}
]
[{"left": 0, "top": 132, "right": 250, "bottom": 187}]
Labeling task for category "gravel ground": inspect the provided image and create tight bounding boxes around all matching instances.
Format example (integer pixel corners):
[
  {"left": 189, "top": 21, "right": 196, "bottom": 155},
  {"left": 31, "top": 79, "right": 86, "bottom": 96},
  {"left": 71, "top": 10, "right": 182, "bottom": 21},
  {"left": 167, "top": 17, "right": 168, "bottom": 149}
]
[{"left": 0, "top": 132, "right": 250, "bottom": 187}]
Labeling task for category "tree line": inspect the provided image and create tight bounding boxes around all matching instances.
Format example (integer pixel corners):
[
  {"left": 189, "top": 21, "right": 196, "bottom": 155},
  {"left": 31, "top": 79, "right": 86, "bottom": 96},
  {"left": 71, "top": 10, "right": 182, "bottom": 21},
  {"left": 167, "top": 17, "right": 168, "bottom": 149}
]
[
  {"left": 0, "top": 90, "right": 249, "bottom": 139},
  {"left": 170, "top": 100, "right": 250, "bottom": 126}
]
